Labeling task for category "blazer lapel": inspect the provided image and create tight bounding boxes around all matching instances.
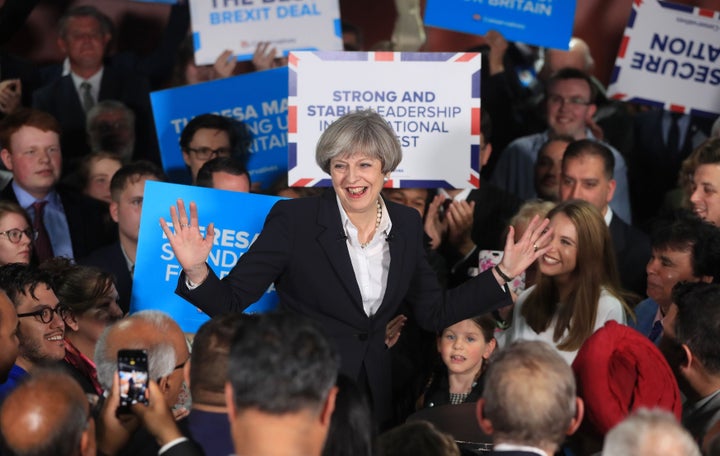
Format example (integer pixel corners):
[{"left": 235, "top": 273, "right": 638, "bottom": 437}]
[
  {"left": 316, "top": 190, "right": 364, "bottom": 308},
  {"left": 379, "top": 201, "right": 405, "bottom": 312}
]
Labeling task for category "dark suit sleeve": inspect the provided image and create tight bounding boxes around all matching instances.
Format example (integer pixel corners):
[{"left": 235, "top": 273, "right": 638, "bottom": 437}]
[
  {"left": 160, "top": 439, "right": 204, "bottom": 456},
  {"left": 175, "top": 200, "right": 293, "bottom": 316},
  {"left": 401, "top": 210, "right": 512, "bottom": 333}
]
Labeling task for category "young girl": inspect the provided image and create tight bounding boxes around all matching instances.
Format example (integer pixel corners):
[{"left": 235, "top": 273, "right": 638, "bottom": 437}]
[
  {"left": 504, "top": 200, "right": 632, "bottom": 364},
  {"left": 418, "top": 314, "right": 497, "bottom": 408}
]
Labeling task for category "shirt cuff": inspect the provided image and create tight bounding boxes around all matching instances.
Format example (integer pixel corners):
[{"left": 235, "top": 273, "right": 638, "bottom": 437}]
[
  {"left": 158, "top": 437, "right": 188, "bottom": 455},
  {"left": 185, "top": 276, "right": 200, "bottom": 290}
]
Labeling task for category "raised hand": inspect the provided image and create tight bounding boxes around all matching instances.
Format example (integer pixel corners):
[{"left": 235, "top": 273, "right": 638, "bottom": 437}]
[
  {"left": 498, "top": 215, "right": 552, "bottom": 280},
  {"left": 213, "top": 49, "right": 237, "bottom": 79},
  {"left": 159, "top": 199, "right": 215, "bottom": 284},
  {"left": 423, "top": 194, "right": 447, "bottom": 250},
  {"left": 445, "top": 199, "right": 476, "bottom": 255}
]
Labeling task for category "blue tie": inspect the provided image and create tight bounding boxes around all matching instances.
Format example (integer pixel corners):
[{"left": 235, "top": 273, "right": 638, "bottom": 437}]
[{"left": 648, "top": 319, "right": 663, "bottom": 343}]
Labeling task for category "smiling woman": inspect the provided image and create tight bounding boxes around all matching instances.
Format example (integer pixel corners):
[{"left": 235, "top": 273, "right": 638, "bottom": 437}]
[
  {"left": 161, "top": 109, "right": 553, "bottom": 426},
  {"left": 504, "top": 199, "right": 633, "bottom": 364}
]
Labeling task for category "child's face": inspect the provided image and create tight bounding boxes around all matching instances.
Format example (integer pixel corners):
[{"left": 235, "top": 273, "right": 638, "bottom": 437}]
[{"left": 437, "top": 319, "right": 495, "bottom": 377}]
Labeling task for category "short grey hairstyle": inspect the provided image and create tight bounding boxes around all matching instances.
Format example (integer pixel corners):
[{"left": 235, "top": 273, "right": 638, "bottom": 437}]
[
  {"left": 602, "top": 408, "right": 700, "bottom": 456},
  {"left": 58, "top": 5, "right": 113, "bottom": 40},
  {"left": 482, "top": 341, "right": 577, "bottom": 449},
  {"left": 315, "top": 110, "right": 402, "bottom": 175},
  {"left": 95, "top": 310, "right": 178, "bottom": 391},
  {"left": 86, "top": 100, "right": 135, "bottom": 132}
]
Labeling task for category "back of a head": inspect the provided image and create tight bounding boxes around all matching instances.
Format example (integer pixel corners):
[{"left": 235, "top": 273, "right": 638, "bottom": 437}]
[
  {"left": 376, "top": 421, "right": 460, "bottom": 456},
  {"left": 482, "top": 341, "right": 577, "bottom": 449},
  {"left": 322, "top": 374, "right": 374, "bottom": 456},
  {"left": 0, "top": 367, "right": 92, "bottom": 456},
  {"left": 602, "top": 408, "right": 699, "bottom": 456},
  {"left": 196, "top": 156, "right": 251, "bottom": 189},
  {"left": 673, "top": 282, "right": 720, "bottom": 376},
  {"left": 227, "top": 311, "right": 339, "bottom": 415},
  {"left": 190, "top": 313, "right": 256, "bottom": 406}
]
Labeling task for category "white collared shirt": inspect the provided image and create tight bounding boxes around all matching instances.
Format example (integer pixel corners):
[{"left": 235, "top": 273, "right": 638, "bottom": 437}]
[
  {"left": 604, "top": 206, "right": 613, "bottom": 227},
  {"left": 337, "top": 196, "right": 392, "bottom": 317},
  {"left": 493, "top": 443, "right": 548, "bottom": 456}
]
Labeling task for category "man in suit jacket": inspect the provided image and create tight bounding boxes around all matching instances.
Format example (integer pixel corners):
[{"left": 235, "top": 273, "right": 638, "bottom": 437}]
[
  {"left": 630, "top": 210, "right": 720, "bottom": 343},
  {"left": 0, "top": 108, "right": 115, "bottom": 261},
  {"left": 559, "top": 139, "right": 650, "bottom": 298},
  {"left": 666, "top": 283, "right": 720, "bottom": 444},
  {"left": 80, "top": 161, "right": 165, "bottom": 313},
  {"left": 476, "top": 341, "right": 584, "bottom": 456},
  {"left": 32, "top": 5, "right": 168, "bottom": 173}
]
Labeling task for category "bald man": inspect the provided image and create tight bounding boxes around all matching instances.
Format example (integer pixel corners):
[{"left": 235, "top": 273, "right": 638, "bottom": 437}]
[
  {"left": 95, "top": 310, "right": 191, "bottom": 456},
  {"left": 0, "top": 368, "right": 95, "bottom": 456}
]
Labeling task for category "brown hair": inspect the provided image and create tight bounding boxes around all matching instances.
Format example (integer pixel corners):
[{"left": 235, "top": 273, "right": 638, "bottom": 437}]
[
  {"left": 0, "top": 108, "right": 61, "bottom": 150},
  {"left": 521, "top": 200, "right": 630, "bottom": 351}
]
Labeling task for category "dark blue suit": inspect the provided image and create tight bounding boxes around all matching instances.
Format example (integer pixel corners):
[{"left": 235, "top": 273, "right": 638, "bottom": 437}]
[
  {"left": 79, "top": 242, "right": 132, "bottom": 314},
  {"left": 176, "top": 190, "right": 512, "bottom": 422}
]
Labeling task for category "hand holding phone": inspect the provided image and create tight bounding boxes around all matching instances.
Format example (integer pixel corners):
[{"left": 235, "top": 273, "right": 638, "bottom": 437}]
[{"left": 117, "top": 349, "right": 149, "bottom": 416}]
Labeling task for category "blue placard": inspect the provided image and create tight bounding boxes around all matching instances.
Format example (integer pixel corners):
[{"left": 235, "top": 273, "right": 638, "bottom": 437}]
[
  {"left": 424, "top": 0, "right": 575, "bottom": 50},
  {"left": 132, "top": 181, "right": 282, "bottom": 333},
  {"left": 150, "top": 67, "right": 289, "bottom": 191}
]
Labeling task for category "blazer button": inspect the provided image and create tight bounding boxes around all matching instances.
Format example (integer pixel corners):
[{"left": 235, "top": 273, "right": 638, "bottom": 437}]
[{"left": 356, "top": 333, "right": 368, "bottom": 341}]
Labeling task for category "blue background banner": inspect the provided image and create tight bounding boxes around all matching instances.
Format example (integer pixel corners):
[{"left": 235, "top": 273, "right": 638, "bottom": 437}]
[
  {"left": 150, "top": 67, "right": 289, "bottom": 191},
  {"left": 424, "top": 0, "right": 575, "bottom": 50},
  {"left": 132, "top": 181, "right": 281, "bottom": 333}
]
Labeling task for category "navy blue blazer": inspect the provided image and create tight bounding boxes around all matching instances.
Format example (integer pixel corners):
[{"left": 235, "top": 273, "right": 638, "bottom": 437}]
[
  {"left": 79, "top": 241, "right": 132, "bottom": 314},
  {"left": 176, "top": 190, "right": 512, "bottom": 422}
]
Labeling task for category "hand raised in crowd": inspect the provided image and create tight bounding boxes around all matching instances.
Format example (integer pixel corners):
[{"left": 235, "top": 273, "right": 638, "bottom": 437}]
[
  {"left": 445, "top": 199, "right": 476, "bottom": 256},
  {"left": 96, "top": 373, "right": 140, "bottom": 456},
  {"left": 484, "top": 30, "right": 508, "bottom": 75},
  {"left": 160, "top": 199, "right": 215, "bottom": 285},
  {"left": 423, "top": 194, "right": 447, "bottom": 250},
  {"left": 253, "top": 41, "right": 282, "bottom": 71},
  {"left": 0, "top": 79, "right": 21, "bottom": 115},
  {"left": 496, "top": 215, "right": 552, "bottom": 281},
  {"left": 213, "top": 49, "right": 237, "bottom": 79}
]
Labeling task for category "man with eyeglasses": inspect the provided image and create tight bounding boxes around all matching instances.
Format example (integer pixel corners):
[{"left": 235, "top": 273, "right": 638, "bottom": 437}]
[
  {"left": 179, "top": 113, "right": 240, "bottom": 184},
  {"left": 0, "top": 263, "right": 69, "bottom": 402},
  {"left": 490, "top": 67, "right": 631, "bottom": 224}
]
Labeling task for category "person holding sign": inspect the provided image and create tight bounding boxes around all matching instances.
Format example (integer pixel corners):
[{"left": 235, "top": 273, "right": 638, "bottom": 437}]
[{"left": 160, "top": 110, "right": 551, "bottom": 425}]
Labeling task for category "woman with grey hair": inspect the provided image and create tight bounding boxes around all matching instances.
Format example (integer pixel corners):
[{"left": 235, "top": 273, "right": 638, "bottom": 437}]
[{"left": 160, "top": 109, "right": 551, "bottom": 425}]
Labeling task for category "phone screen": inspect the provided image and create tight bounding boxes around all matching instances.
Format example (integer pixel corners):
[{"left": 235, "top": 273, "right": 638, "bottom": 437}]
[{"left": 117, "top": 349, "right": 149, "bottom": 414}]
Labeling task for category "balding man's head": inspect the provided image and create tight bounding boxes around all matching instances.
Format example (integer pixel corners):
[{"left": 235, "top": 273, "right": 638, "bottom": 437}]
[
  {"left": 95, "top": 310, "right": 189, "bottom": 404},
  {"left": 540, "top": 37, "right": 594, "bottom": 81},
  {"left": 0, "top": 368, "right": 95, "bottom": 456}
]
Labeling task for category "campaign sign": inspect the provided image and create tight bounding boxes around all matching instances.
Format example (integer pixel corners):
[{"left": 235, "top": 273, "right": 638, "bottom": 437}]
[
  {"left": 189, "top": 0, "right": 343, "bottom": 65},
  {"left": 150, "top": 67, "right": 289, "bottom": 190},
  {"left": 132, "top": 181, "right": 281, "bottom": 333},
  {"left": 608, "top": 1, "right": 720, "bottom": 116},
  {"left": 424, "top": 0, "right": 575, "bottom": 50},
  {"left": 288, "top": 51, "right": 482, "bottom": 189}
]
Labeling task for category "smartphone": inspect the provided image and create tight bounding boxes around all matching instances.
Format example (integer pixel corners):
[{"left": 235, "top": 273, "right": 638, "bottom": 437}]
[{"left": 117, "top": 349, "right": 149, "bottom": 415}]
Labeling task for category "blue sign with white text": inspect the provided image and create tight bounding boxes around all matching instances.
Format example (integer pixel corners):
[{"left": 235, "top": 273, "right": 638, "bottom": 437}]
[
  {"left": 150, "top": 67, "right": 289, "bottom": 191},
  {"left": 424, "top": 0, "right": 575, "bottom": 50},
  {"left": 132, "top": 181, "right": 281, "bottom": 333}
]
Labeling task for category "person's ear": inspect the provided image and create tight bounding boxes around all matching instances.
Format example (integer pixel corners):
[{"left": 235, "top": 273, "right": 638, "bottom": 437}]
[
  {"left": 80, "top": 417, "right": 96, "bottom": 456},
  {"left": 585, "top": 103, "right": 597, "bottom": 122},
  {"left": 182, "top": 150, "right": 192, "bottom": 167},
  {"left": 680, "top": 344, "right": 693, "bottom": 371},
  {"left": 566, "top": 397, "right": 584, "bottom": 436},
  {"left": 320, "top": 386, "right": 338, "bottom": 427},
  {"left": 481, "top": 143, "right": 493, "bottom": 167},
  {"left": 57, "top": 37, "right": 68, "bottom": 56},
  {"left": 606, "top": 178, "right": 616, "bottom": 204},
  {"left": 483, "top": 338, "right": 497, "bottom": 359},
  {"left": 0, "top": 149, "right": 12, "bottom": 171},
  {"left": 476, "top": 399, "right": 494, "bottom": 435},
  {"left": 109, "top": 201, "right": 119, "bottom": 223},
  {"left": 225, "top": 382, "right": 237, "bottom": 424},
  {"left": 183, "top": 360, "right": 191, "bottom": 389},
  {"left": 157, "top": 375, "right": 171, "bottom": 399}
]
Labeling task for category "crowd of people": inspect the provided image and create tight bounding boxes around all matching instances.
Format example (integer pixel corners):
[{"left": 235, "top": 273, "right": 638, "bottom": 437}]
[{"left": 0, "top": 1, "right": 719, "bottom": 456}]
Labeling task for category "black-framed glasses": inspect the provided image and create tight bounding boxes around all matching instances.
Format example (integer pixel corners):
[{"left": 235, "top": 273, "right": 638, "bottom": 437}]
[
  {"left": 547, "top": 94, "right": 591, "bottom": 107},
  {"left": 185, "top": 146, "right": 232, "bottom": 160},
  {"left": 0, "top": 228, "right": 37, "bottom": 244},
  {"left": 174, "top": 355, "right": 190, "bottom": 371},
  {"left": 17, "top": 304, "right": 72, "bottom": 324}
]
